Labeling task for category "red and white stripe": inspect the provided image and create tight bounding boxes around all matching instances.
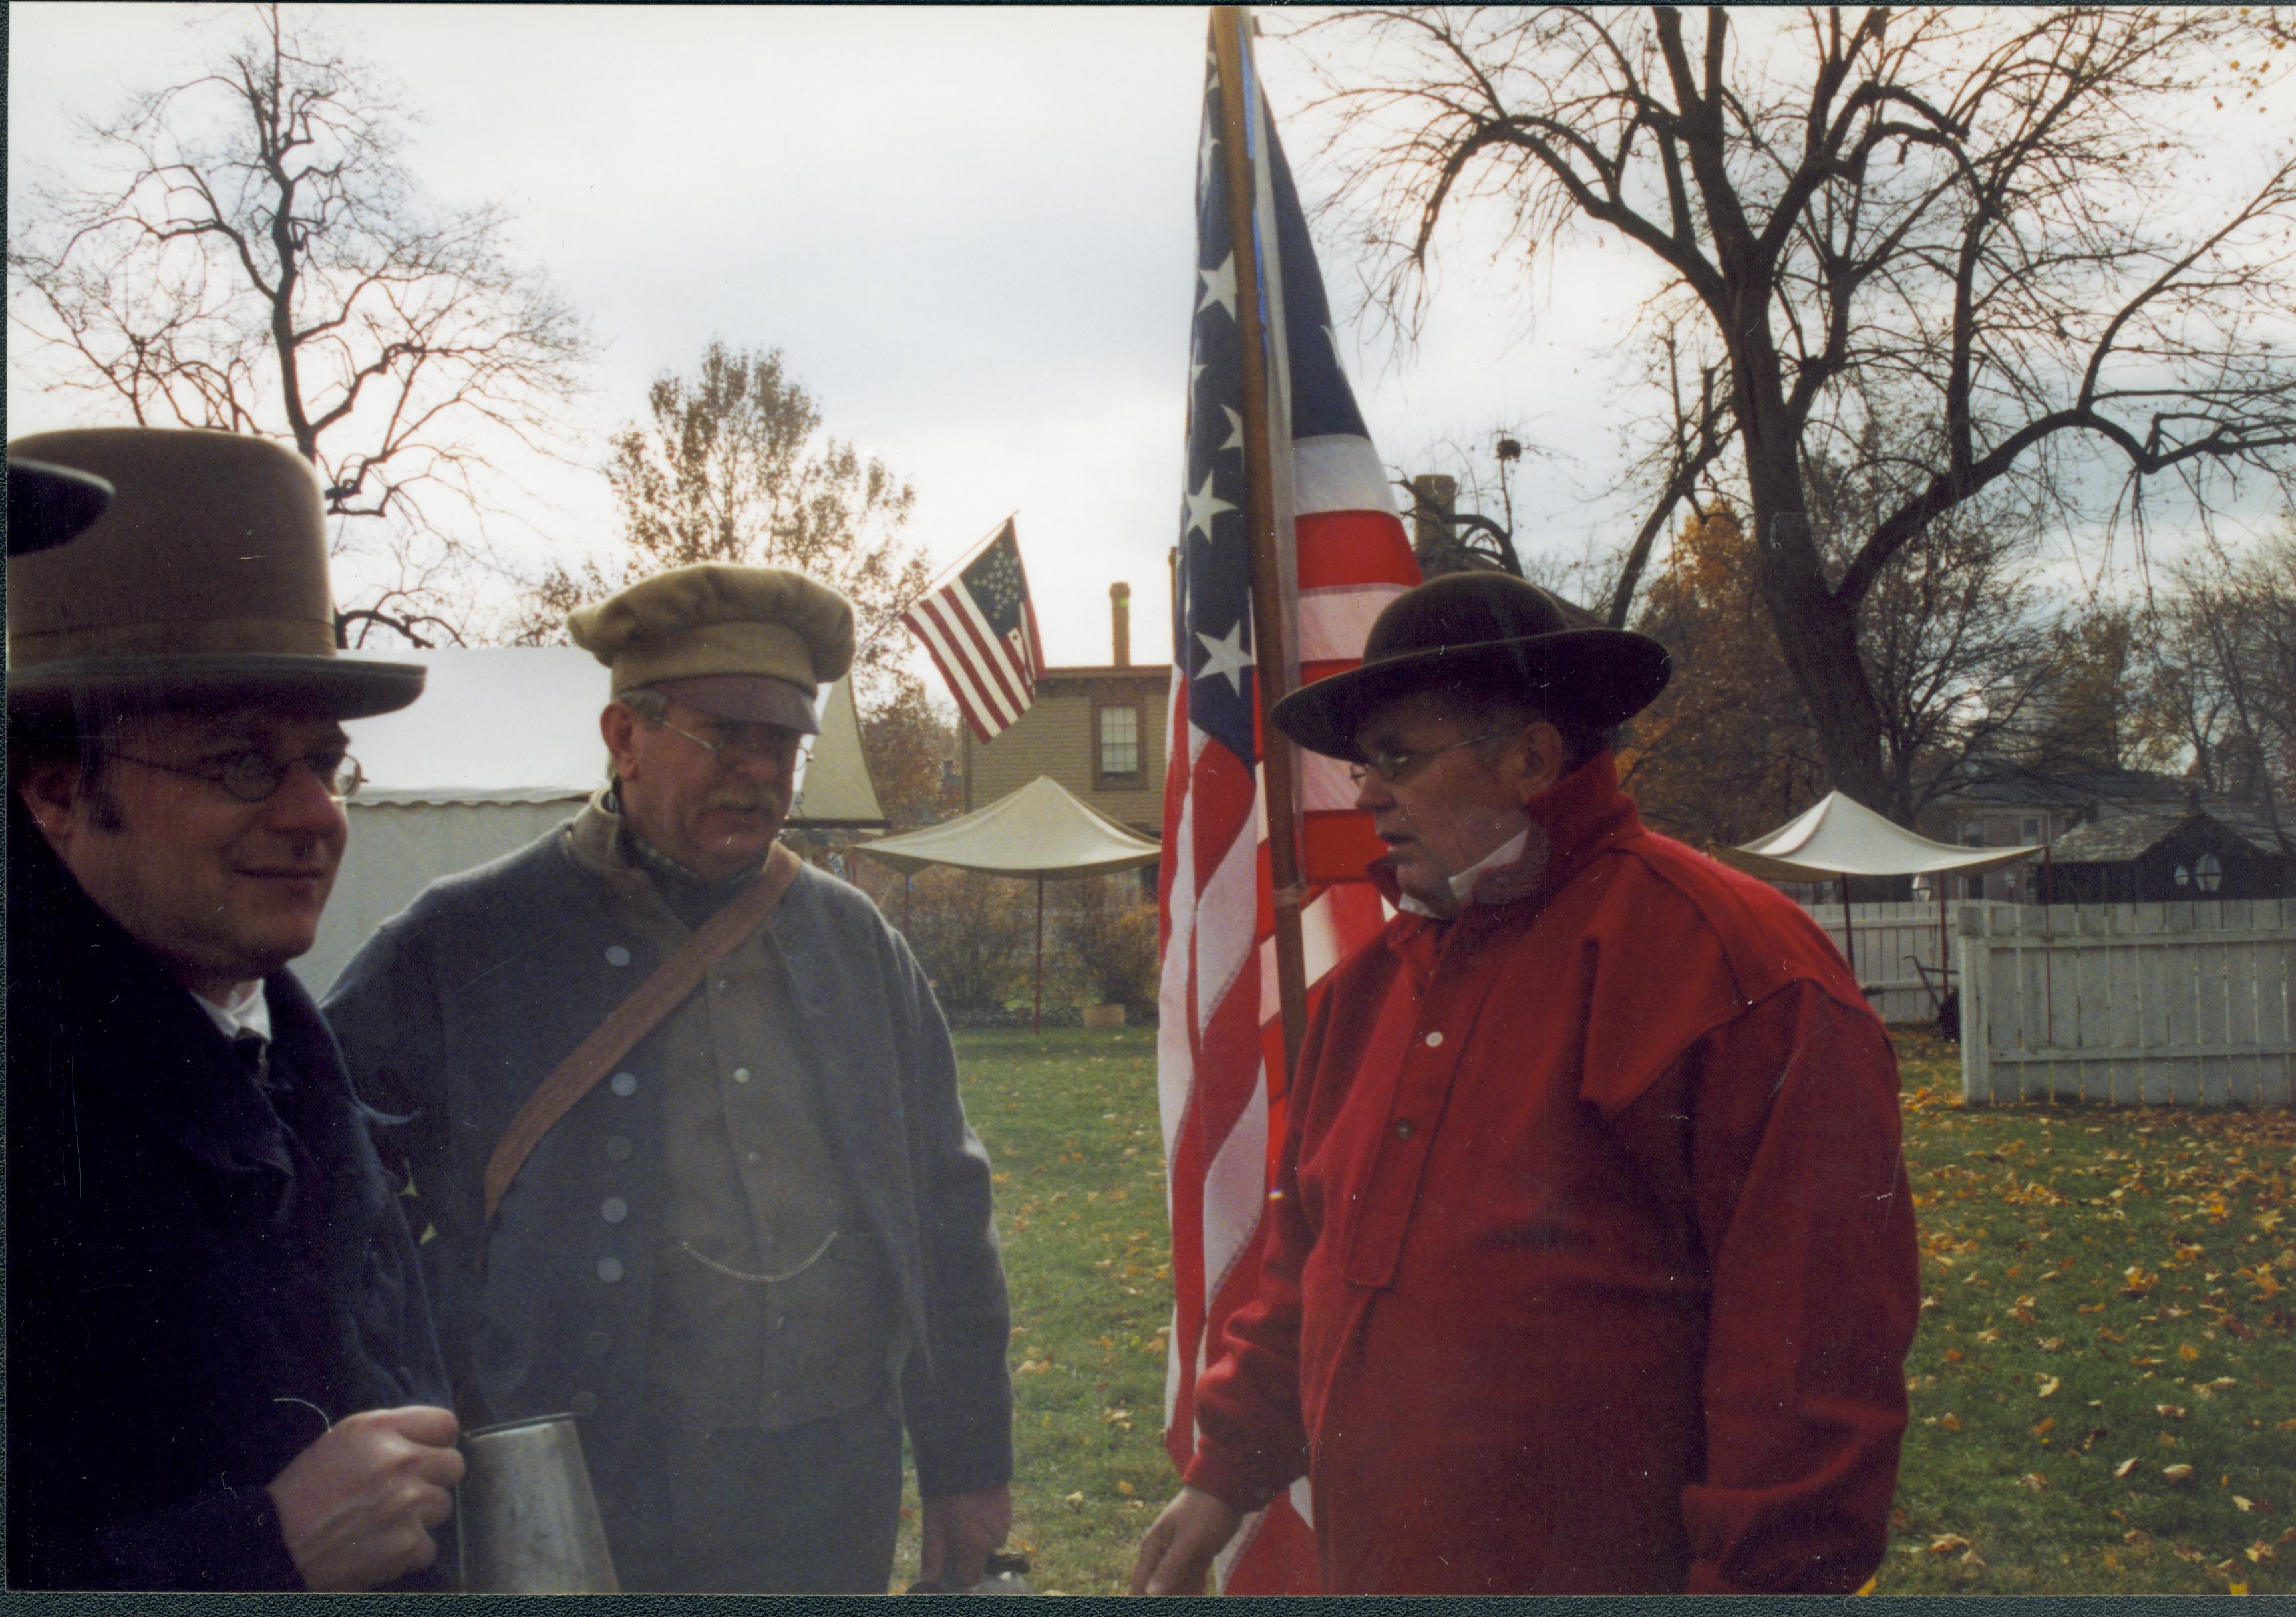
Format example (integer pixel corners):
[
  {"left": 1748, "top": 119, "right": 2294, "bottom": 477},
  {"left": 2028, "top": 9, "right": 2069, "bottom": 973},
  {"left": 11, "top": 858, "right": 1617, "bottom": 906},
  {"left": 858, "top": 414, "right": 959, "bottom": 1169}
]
[{"left": 1156, "top": 279, "right": 1418, "bottom": 1606}]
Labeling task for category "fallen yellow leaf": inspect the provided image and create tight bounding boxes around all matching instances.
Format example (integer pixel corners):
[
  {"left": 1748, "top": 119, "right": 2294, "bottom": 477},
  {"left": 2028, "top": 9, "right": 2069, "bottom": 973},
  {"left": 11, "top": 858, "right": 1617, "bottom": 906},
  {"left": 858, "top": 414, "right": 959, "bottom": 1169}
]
[
  {"left": 1940, "top": 1413, "right": 1963, "bottom": 1433},
  {"left": 2164, "top": 1464, "right": 2197, "bottom": 1485},
  {"left": 2115, "top": 1457, "right": 2140, "bottom": 1479},
  {"left": 2037, "top": 1376, "right": 2062, "bottom": 1399},
  {"left": 2158, "top": 1403, "right": 2189, "bottom": 1420},
  {"left": 1929, "top": 1534, "right": 1971, "bottom": 1555}
]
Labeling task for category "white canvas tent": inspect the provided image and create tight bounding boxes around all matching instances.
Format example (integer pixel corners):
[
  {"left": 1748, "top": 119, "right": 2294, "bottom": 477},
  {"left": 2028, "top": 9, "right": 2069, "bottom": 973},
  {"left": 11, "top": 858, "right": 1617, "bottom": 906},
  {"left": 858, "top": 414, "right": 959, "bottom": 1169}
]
[
  {"left": 301, "top": 648, "right": 882, "bottom": 994},
  {"left": 856, "top": 774, "right": 1160, "bottom": 1030},
  {"left": 1711, "top": 789, "right": 2039, "bottom": 990}
]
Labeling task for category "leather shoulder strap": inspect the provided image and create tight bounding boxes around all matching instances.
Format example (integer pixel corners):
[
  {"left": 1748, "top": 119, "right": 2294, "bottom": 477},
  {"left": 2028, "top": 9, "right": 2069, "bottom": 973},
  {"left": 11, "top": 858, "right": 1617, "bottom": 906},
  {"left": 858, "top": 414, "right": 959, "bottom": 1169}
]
[{"left": 480, "top": 841, "right": 803, "bottom": 1225}]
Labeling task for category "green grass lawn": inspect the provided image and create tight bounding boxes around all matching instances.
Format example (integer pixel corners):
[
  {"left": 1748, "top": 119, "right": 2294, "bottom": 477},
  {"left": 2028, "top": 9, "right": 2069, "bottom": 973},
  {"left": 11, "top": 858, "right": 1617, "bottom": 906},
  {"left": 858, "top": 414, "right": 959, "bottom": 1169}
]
[
  {"left": 1880, "top": 1029, "right": 2294, "bottom": 1594},
  {"left": 902, "top": 1024, "right": 2294, "bottom": 1596}
]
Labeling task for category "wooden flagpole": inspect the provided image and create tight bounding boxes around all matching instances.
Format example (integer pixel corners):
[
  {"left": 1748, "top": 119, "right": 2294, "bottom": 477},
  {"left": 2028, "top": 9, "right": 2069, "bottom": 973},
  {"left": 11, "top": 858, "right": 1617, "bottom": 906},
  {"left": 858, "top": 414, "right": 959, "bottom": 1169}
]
[{"left": 1212, "top": 4, "right": 1310, "bottom": 1084}]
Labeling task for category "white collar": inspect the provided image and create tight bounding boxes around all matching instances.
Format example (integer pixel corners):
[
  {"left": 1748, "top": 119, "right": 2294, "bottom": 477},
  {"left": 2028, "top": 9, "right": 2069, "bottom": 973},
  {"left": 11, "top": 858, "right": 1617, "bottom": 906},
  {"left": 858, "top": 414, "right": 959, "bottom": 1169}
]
[
  {"left": 1396, "top": 827, "right": 1530, "bottom": 919},
  {"left": 191, "top": 979, "right": 272, "bottom": 1045}
]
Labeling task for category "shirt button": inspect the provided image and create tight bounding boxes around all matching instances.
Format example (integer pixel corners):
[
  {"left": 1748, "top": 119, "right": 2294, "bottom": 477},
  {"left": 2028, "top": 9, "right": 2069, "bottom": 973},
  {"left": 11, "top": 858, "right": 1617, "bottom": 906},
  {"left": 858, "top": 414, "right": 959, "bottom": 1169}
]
[
  {"left": 610, "top": 1072, "right": 638, "bottom": 1098},
  {"left": 1424, "top": 1030, "right": 1444, "bottom": 1048},
  {"left": 1395, "top": 1120, "right": 1414, "bottom": 1140},
  {"left": 732, "top": 1067, "right": 752, "bottom": 1084},
  {"left": 570, "top": 1390, "right": 599, "bottom": 1417},
  {"left": 583, "top": 1330, "right": 612, "bottom": 1358},
  {"left": 605, "top": 1135, "right": 633, "bottom": 1162},
  {"left": 746, "top": 1150, "right": 762, "bottom": 1166},
  {"left": 605, "top": 945, "right": 631, "bottom": 967},
  {"left": 601, "top": 1197, "right": 627, "bottom": 1223},
  {"left": 596, "top": 1257, "right": 624, "bottom": 1283}
]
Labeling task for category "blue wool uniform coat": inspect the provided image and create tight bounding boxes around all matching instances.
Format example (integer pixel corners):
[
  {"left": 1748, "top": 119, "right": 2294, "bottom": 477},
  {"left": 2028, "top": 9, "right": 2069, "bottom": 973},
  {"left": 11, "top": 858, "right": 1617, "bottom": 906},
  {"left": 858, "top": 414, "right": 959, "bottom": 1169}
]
[
  {"left": 4, "top": 797, "right": 449, "bottom": 1590},
  {"left": 321, "top": 821, "right": 1013, "bottom": 1562}
]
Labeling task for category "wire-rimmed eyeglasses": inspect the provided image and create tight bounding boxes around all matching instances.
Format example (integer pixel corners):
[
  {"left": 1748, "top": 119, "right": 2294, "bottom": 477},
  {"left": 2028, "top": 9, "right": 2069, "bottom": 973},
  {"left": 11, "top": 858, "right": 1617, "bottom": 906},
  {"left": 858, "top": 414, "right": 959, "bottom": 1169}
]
[
  {"left": 1345, "top": 728, "right": 1518, "bottom": 787},
  {"left": 652, "top": 716, "right": 812, "bottom": 771},
  {"left": 102, "top": 749, "right": 365, "bottom": 803}
]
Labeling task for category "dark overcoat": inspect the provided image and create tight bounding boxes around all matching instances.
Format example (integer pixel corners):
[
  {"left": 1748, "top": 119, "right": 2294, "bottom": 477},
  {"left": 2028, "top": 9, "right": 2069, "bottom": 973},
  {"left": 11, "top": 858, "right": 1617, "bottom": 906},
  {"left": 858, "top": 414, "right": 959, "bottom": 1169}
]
[
  {"left": 321, "top": 820, "right": 1013, "bottom": 1570},
  {"left": 3, "top": 797, "right": 449, "bottom": 1590}
]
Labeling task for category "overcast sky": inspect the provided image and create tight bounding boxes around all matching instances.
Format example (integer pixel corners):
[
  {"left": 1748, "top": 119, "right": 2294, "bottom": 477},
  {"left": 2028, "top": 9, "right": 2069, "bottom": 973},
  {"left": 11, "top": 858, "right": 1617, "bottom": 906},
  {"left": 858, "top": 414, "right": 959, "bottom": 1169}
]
[
  {"left": 6, "top": 3, "right": 1684, "bottom": 672},
  {"left": 11, "top": 5, "right": 2289, "bottom": 675}
]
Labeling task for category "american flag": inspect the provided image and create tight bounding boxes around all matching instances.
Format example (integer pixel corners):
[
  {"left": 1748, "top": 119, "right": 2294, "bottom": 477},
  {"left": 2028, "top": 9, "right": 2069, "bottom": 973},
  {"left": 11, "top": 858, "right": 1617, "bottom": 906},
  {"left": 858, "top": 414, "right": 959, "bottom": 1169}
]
[
  {"left": 900, "top": 517, "right": 1045, "bottom": 740},
  {"left": 1156, "top": 10, "right": 1420, "bottom": 1594}
]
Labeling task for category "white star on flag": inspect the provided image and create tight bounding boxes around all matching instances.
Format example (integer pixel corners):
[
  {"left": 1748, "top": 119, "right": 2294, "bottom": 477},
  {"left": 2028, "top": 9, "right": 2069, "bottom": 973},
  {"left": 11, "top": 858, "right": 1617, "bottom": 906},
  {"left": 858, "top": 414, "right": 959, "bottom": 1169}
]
[
  {"left": 1220, "top": 405, "right": 1245, "bottom": 453},
  {"left": 1184, "top": 472, "right": 1234, "bottom": 542},
  {"left": 1195, "top": 619, "right": 1255, "bottom": 695},
  {"left": 1198, "top": 253, "right": 1237, "bottom": 320}
]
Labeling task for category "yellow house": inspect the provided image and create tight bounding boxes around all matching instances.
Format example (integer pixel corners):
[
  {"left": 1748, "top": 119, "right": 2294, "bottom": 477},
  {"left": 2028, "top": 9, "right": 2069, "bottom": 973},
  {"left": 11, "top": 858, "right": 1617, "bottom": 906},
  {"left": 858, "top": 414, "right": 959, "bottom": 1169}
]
[{"left": 960, "top": 582, "right": 1168, "bottom": 839}]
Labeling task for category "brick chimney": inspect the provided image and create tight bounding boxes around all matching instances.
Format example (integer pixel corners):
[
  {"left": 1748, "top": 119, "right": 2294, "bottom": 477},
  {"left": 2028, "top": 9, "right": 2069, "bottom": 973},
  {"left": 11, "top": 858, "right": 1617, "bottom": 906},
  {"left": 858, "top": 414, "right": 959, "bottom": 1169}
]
[{"left": 1110, "top": 581, "right": 1132, "bottom": 666}]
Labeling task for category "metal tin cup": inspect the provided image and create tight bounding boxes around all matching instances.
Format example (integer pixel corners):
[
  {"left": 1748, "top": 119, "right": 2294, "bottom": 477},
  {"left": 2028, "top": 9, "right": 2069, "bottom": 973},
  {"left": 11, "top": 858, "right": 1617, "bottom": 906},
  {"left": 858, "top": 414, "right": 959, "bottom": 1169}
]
[{"left": 456, "top": 1413, "right": 621, "bottom": 1592}]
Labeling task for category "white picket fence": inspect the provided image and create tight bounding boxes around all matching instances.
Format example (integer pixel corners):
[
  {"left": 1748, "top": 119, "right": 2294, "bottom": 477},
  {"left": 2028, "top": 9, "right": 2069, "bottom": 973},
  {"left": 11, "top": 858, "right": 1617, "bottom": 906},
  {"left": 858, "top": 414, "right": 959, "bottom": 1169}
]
[
  {"left": 1959, "top": 899, "right": 2296, "bottom": 1107},
  {"left": 1794, "top": 899, "right": 1961, "bottom": 1026}
]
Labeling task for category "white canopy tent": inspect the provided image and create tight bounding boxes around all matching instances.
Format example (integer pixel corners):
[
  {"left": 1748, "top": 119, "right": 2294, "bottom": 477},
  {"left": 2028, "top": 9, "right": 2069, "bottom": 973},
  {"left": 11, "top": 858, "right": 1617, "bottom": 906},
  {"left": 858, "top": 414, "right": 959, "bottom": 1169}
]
[
  {"left": 302, "top": 647, "right": 882, "bottom": 994},
  {"left": 1711, "top": 790, "right": 2040, "bottom": 990},
  {"left": 856, "top": 774, "right": 1161, "bottom": 1030}
]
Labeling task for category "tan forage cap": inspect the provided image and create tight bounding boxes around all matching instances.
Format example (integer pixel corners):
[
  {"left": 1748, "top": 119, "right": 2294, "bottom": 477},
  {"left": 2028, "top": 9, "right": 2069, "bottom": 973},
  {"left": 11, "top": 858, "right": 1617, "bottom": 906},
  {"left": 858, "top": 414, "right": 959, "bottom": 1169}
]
[{"left": 566, "top": 563, "right": 856, "bottom": 698}]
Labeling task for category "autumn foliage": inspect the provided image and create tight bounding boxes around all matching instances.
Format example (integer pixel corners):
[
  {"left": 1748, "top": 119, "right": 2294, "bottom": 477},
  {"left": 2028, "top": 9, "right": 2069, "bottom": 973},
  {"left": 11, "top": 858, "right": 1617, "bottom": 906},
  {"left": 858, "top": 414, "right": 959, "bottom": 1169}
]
[{"left": 1620, "top": 506, "right": 1822, "bottom": 847}]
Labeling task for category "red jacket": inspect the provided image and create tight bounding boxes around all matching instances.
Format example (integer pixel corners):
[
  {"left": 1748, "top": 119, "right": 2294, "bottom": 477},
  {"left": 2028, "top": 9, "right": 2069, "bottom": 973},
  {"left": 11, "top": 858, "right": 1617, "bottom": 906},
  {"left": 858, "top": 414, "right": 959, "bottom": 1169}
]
[{"left": 1183, "top": 755, "right": 1920, "bottom": 1593}]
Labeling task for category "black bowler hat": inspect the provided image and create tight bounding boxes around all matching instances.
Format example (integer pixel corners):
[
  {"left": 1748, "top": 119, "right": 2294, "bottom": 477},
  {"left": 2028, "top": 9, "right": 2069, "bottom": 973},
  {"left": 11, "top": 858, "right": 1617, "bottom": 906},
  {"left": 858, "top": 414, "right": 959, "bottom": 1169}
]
[
  {"left": 8, "top": 458, "right": 114, "bottom": 555},
  {"left": 1270, "top": 571, "right": 1671, "bottom": 762}
]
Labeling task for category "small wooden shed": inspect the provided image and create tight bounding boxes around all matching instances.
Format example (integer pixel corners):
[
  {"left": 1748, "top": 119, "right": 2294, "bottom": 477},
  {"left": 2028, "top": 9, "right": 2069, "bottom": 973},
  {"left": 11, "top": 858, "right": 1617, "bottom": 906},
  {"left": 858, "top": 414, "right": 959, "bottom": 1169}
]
[{"left": 2040, "top": 808, "right": 2288, "bottom": 905}]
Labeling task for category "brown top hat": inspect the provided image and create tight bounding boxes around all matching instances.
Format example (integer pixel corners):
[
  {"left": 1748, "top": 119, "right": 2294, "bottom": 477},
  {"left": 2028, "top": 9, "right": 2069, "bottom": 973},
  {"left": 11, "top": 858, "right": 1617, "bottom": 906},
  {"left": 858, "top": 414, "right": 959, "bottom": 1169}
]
[
  {"left": 8, "top": 458, "right": 114, "bottom": 555},
  {"left": 1270, "top": 570, "right": 1671, "bottom": 762},
  {"left": 6, "top": 428, "right": 424, "bottom": 721}
]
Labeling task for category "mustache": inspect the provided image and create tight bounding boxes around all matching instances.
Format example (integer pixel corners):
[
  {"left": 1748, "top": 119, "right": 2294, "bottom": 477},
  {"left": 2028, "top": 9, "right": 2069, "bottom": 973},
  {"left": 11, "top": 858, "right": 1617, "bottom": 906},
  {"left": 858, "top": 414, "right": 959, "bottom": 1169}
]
[{"left": 703, "top": 792, "right": 778, "bottom": 812}]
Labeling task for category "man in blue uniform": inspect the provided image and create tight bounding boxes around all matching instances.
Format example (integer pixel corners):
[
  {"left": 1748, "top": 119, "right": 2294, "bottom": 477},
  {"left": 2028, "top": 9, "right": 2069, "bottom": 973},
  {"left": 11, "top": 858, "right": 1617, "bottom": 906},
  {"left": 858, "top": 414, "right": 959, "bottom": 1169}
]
[
  {"left": 325, "top": 564, "right": 1015, "bottom": 1593},
  {"left": 6, "top": 428, "right": 459, "bottom": 1590}
]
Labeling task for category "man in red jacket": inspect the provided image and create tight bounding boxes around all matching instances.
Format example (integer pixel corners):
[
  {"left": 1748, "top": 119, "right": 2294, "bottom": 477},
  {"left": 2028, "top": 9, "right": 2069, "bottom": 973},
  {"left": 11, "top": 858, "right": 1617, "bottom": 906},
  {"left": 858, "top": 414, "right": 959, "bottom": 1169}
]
[{"left": 1132, "top": 572, "right": 1921, "bottom": 1596}]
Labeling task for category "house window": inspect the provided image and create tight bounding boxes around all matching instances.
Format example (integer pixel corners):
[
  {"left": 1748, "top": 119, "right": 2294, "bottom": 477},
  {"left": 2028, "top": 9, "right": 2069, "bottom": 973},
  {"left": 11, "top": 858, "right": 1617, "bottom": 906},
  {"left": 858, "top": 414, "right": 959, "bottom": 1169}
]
[
  {"left": 2195, "top": 852, "right": 2224, "bottom": 893},
  {"left": 1097, "top": 703, "right": 1141, "bottom": 783},
  {"left": 2021, "top": 815, "right": 2043, "bottom": 844}
]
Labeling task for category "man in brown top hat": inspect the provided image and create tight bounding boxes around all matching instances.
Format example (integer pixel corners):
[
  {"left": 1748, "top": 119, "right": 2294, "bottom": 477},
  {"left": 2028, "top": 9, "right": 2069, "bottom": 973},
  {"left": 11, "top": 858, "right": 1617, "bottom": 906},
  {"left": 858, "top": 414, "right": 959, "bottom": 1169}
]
[
  {"left": 325, "top": 563, "right": 1015, "bottom": 1593},
  {"left": 5, "top": 427, "right": 462, "bottom": 1590}
]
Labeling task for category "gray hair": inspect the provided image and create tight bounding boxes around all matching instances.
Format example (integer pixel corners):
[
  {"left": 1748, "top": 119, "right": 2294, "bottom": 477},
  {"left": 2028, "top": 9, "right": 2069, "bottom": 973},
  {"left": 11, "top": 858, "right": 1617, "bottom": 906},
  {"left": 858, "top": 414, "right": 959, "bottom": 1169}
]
[{"left": 617, "top": 686, "right": 671, "bottom": 724}]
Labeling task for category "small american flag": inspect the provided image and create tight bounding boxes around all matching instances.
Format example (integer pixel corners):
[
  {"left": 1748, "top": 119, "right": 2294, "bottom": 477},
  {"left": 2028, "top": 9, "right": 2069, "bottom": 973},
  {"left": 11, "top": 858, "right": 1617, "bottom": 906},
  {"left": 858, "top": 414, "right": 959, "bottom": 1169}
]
[
  {"left": 900, "top": 517, "right": 1045, "bottom": 741},
  {"left": 1157, "top": 9, "right": 1420, "bottom": 1594}
]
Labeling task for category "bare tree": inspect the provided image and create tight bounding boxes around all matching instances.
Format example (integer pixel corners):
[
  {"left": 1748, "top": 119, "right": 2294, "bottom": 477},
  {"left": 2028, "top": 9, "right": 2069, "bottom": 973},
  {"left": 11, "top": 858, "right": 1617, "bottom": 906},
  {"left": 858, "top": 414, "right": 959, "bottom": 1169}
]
[
  {"left": 1802, "top": 422, "right": 2058, "bottom": 821},
  {"left": 1597, "top": 301, "right": 1733, "bottom": 627},
  {"left": 2140, "top": 522, "right": 2296, "bottom": 845},
  {"left": 9, "top": 3, "right": 594, "bottom": 646},
  {"left": 1627, "top": 422, "right": 2062, "bottom": 839},
  {"left": 1294, "top": 5, "right": 2296, "bottom": 815},
  {"left": 518, "top": 339, "right": 933, "bottom": 716}
]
